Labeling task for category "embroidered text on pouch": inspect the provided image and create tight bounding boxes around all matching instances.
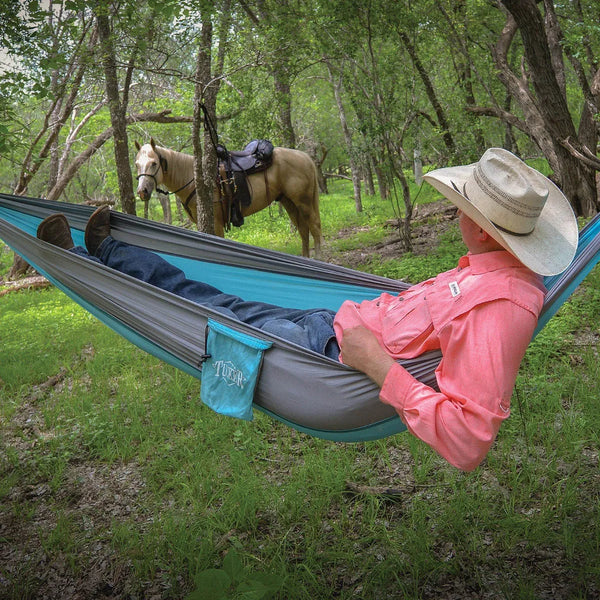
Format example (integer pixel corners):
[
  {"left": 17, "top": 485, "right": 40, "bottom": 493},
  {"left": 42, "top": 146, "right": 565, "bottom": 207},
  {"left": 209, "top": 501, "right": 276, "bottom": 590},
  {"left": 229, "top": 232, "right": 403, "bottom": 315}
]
[{"left": 212, "top": 360, "right": 247, "bottom": 388}]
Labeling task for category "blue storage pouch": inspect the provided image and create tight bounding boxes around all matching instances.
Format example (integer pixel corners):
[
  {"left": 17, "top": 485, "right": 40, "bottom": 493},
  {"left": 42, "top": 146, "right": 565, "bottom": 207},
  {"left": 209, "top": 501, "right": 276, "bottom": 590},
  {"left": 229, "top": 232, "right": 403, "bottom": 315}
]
[{"left": 200, "top": 319, "right": 272, "bottom": 421}]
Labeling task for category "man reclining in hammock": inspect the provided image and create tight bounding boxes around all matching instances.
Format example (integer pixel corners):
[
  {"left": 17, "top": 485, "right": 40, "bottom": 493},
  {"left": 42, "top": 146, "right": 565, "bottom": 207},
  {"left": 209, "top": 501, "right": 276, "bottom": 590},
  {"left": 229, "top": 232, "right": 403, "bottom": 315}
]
[{"left": 37, "top": 148, "right": 578, "bottom": 471}]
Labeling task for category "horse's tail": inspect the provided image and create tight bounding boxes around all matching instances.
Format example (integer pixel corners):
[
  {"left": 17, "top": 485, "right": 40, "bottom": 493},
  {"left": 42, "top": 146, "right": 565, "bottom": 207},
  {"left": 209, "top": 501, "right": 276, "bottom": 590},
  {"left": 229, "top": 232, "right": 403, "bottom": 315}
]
[
  {"left": 311, "top": 159, "right": 322, "bottom": 225},
  {"left": 310, "top": 158, "right": 319, "bottom": 209},
  {"left": 309, "top": 158, "right": 323, "bottom": 253}
]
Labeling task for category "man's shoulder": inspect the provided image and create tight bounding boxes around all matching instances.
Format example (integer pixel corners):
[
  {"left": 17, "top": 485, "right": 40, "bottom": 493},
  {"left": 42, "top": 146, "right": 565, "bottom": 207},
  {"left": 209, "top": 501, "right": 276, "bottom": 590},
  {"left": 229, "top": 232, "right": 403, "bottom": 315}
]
[{"left": 428, "top": 257, "right": 546, "bottom": 326}]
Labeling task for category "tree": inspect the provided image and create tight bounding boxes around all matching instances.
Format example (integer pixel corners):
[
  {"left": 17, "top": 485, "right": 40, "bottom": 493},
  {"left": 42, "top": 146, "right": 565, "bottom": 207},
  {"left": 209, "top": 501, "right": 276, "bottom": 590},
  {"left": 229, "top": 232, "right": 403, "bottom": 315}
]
[
  {"left": 468, "top": 0, "right": 599, "bottom": 216},
  {"left": 325, "top": 60, "right": 362, "bottom": 212},
  {"left": 192, "top": 15, "right": 214, "bottom": 234},
  {"left": 316, "top": 0, "right": 436, "bottom": 249},
  {"left": 10, "top": 5, "right": 98, "bottom": 197},
  {"left": 238, "top": 0, "right": 303, "bottom": 148},
  {"left": 500, "top": 0, "right": 599, "bottom": 215},
  {"left": 3, "top": 0, "right": 598, "bottom": 235},
  {"left": 94, "top": 1, "right": 156, "bottom": 215},
  {"left": 191, "top": 2, "right": 231, "bottom": 235},
  {"left": 0, "top": 1, "right": 46, "bottom": 158},
  {"left": 397, "top": 29, "right": 456, "bottom": 159}
]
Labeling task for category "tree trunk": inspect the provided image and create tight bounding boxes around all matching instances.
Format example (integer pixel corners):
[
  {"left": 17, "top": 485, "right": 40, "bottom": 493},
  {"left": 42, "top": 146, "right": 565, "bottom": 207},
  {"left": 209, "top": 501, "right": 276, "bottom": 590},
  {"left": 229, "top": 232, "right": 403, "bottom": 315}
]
[
  {"left": 193, "top": 17, "right": 216, "bottom": 234},
  {"left": 47, "top": 68, "right": 63, "bottom": 193},
  {"left": 96, "top": 5, "right": 136, "bottom": 215},
  {"left": 502, "top": 92, "right": 519, "bottom": 155},
  {"left": 375, "top": 165, "right": 389, "bottom": 200},
  {"left": 413, "top": 147, "right": 423, "bottom": 187},
  {"left": 436, "top": 2, "right": 485, "bottom": 156},
  {"left": 13, "top": 23, "right": 96, "bottom": 197},
  {"left": 364, "top": 158, "right": 375, "bottom": 196},
  {"left": 273, "top": 64, "right": 296, "bottom": 148},
  {"left": 192, "top": 2, "right": 230, "bottom": 234},
  {"left": 460, "top": 63, "right": 486, "bottom": 155},
  {"left": 326, "top": 61, "right": 362, "bottom": 212},
  {"left": 399, "top": 31, "right": 456, "bottom": 159}
]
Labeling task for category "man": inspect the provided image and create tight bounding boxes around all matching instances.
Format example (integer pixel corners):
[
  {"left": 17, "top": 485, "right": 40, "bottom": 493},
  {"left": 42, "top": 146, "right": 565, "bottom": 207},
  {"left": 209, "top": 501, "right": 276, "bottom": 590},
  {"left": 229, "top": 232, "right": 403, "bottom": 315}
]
[{"left": 37, "top": 148, "right": 578, "bottom": 470}]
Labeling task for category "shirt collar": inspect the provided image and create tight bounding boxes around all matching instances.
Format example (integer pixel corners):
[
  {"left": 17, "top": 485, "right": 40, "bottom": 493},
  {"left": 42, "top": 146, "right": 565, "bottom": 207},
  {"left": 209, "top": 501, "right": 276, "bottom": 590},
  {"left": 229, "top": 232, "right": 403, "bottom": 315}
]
[{"left": 458, "top": 250, "right": 529, "bottom": 274}]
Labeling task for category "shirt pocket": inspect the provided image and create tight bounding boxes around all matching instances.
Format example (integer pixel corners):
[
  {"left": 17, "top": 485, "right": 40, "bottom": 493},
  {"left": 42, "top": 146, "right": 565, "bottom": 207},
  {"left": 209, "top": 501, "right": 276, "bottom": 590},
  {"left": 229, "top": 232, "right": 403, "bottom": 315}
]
[{"left": 381, "top": 300, "right": 432, "bottom": 354}]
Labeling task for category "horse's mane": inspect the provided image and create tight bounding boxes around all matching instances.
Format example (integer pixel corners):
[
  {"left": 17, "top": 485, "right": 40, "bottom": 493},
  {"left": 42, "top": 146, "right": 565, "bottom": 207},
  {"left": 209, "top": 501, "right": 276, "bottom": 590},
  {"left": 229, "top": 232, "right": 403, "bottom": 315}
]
[
  {"left": 149, "top": 145, "right": 195, "bottom": 192},
  {"left": 157, "top": 145, "right": 194, "bottom": 168}
]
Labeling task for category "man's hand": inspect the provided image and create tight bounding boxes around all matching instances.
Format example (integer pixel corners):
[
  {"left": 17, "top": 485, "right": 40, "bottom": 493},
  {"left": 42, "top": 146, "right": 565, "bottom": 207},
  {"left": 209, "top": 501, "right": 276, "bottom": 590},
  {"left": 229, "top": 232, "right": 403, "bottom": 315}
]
[{"left": 340, "top": 326, "right": 396, "bottom": 387}]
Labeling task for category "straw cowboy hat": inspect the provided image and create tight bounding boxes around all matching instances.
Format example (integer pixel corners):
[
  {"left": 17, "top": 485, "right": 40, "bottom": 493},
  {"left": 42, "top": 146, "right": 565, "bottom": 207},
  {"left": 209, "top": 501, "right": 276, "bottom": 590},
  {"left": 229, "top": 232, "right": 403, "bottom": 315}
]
[{"left": 423, "top": 148, "right": 578, "bottom": 276}]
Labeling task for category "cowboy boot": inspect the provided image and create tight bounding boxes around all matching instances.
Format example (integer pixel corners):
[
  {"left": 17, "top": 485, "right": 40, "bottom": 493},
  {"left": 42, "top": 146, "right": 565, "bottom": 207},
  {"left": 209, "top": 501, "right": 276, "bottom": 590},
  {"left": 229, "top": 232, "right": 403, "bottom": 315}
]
[
  {"left": 85, "top": 206, "right": 111, "bottom": 255},
  {"left": 36, "top": 214, "right": 74, "bottom": 250}
]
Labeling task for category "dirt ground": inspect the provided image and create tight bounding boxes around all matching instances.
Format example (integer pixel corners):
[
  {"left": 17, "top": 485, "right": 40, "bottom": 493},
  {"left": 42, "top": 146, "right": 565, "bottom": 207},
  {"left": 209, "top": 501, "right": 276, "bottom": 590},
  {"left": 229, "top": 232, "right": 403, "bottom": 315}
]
[{"left": 325, "top": 199, "right": 457, "bottom": 268}]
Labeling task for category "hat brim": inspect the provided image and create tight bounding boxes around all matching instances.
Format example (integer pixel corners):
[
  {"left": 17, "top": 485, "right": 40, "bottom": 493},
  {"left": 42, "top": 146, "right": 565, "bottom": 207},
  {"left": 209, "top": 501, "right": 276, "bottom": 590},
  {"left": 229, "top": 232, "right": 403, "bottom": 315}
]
[{"left": 423, "top": 163, "right": 578, "bottom": 276}]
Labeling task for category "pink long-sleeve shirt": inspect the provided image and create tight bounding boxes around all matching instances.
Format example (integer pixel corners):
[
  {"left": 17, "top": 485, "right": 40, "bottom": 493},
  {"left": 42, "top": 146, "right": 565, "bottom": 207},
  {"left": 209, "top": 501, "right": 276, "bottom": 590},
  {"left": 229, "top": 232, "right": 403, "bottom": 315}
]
[{"left": 334, "top": 250, "right": 546, "bottom": 471}]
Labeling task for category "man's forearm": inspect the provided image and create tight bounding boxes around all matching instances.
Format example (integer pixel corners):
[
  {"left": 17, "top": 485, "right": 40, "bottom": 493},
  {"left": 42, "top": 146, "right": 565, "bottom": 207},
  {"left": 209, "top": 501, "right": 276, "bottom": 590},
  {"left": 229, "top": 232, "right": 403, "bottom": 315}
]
[
  {"left": 339, "top": 326, "right": 396, "bottom": 387},
  {"left": 355, "top": 351, "right": 396, "bottom": 387}
]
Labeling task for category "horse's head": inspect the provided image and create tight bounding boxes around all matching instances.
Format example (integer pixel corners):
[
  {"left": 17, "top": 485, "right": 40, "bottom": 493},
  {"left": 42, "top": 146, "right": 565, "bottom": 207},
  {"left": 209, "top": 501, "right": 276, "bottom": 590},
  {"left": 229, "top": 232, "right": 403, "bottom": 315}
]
[{"left": 134, "top": 138, "right": 167, "bottom": 202}]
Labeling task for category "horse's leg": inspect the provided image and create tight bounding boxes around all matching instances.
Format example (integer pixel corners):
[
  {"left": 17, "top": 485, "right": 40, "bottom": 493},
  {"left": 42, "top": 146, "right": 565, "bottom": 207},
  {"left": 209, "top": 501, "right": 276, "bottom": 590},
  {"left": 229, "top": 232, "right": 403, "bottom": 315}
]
[
  {"left": 307, "top": 212, "right": 323, "bottom": 259},
  {"left": 175, "top": 197, "right": 185, "bottom": 223},
  {"left": 310, "top": 231, "right": 321, "bottom": 259},
  {"left": 159, "top": 194, "right": 171, "bottom": 224},
  {"left": 165, "top": 196, "right": 172, "bottom": 224},
  {"left": 295, "top": 206, "right": 315, "bottom": 258},
  {"left": 280, "top": 198, "right": 310, "bottom": 257},
  {"left": 297, "top": 208, "right": 322, "bottom": 259},
  {"left": 279, "top": 198, "right": 299, "bottom": 229},
  {"left": 144, "top": 199, "right": 149, "bottom": 220},
  {"left": 297, "top": 220, "right": 311, "bottom": 258}
]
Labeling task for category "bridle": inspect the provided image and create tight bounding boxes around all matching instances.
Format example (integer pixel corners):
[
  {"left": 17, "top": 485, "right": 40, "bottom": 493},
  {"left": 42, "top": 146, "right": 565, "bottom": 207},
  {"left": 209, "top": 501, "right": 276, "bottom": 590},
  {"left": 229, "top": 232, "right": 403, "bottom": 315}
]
[
  {"left": 136, "top": 150, "right": 198, "bottom": 217},
  {"left": 135, "top": 159, "right": 170, "bottom": 195}
]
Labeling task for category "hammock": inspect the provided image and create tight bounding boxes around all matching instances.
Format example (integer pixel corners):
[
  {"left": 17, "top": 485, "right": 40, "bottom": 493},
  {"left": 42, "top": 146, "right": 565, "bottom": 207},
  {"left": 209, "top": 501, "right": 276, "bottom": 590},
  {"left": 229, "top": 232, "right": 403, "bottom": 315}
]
[{"left": 1, "top": 192, "right": 599, "bottom": 442}]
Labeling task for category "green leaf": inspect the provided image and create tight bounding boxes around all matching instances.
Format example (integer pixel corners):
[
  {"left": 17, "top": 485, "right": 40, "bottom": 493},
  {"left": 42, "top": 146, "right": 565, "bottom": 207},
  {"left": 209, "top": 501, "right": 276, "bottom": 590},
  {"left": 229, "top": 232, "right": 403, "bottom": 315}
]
[
  {"left": 186, "top": 568, "right": 231, "bottom": 600},
  {"left": 223, "top": 550, "right": 245, "bottom": 584}
]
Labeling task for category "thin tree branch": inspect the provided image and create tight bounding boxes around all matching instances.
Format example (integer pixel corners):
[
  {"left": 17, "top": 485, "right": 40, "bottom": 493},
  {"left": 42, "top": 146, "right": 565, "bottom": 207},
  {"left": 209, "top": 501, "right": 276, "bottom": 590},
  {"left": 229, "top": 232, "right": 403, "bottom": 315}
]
[{"left": 560, "top": 137, "right": 600, "bottom": 170}]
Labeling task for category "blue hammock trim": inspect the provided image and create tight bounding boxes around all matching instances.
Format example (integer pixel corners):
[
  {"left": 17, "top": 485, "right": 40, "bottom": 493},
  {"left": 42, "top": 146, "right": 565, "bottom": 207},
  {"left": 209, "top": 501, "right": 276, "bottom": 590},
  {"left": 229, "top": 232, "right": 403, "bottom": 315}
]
[{"left": 1, "top": 193, "right": 599, "bottom": 442}]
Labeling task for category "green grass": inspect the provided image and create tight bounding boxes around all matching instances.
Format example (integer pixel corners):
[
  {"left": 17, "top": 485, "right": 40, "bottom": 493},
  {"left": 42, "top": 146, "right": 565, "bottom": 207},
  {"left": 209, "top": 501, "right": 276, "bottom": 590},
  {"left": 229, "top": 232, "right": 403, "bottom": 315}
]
[{"left": 1, "top": 180, "right": 600, "bottom": 598}]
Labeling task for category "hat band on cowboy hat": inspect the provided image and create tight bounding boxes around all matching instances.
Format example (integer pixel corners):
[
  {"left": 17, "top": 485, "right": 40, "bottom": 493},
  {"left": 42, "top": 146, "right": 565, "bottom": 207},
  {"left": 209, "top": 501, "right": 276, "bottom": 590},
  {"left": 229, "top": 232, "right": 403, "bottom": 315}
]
[{"left": 423, "top": 148, "right": 578, "bottom": 277}]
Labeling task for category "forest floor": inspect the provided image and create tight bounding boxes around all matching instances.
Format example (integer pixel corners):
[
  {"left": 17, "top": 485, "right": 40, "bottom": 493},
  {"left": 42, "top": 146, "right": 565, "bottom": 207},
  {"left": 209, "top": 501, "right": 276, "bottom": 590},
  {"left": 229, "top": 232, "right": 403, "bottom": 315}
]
[{"left": 326, "top": 198, "right": 457, "bottom": 268}]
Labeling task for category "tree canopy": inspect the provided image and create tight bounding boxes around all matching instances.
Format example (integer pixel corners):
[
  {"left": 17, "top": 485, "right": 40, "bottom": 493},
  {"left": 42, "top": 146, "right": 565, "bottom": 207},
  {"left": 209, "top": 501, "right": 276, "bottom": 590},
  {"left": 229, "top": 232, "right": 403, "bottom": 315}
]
[{"left": 1, "top": 0, "right": 599, "bottom": 227}]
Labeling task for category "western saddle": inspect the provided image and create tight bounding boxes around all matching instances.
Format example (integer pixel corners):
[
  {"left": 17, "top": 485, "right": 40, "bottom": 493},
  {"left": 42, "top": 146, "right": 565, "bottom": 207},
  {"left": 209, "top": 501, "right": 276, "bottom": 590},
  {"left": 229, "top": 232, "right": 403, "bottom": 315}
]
[{"left": 216, "top": 140, "right": 274, "bottom": 229}]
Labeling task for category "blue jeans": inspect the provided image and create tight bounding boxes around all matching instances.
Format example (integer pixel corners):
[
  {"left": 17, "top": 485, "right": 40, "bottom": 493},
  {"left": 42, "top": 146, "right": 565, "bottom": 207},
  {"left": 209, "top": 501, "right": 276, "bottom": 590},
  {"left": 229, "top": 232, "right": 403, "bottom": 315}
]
[{"left": 71, "top": 238, "right": 340, "bottom": 360}]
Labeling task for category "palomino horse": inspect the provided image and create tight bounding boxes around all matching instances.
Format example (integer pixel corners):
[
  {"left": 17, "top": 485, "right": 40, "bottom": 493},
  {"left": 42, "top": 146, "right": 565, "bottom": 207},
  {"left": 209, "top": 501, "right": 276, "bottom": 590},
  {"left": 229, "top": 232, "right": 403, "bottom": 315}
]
[{"left": 134, "top": 139, "right": 322, "bottom": 258}]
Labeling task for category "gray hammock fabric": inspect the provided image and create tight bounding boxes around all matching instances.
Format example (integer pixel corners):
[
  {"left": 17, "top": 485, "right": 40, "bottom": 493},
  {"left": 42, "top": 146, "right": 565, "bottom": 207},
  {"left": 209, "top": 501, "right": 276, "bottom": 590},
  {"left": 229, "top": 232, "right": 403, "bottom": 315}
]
[{"left": 1, "top": 193, "right": 599, "bottom": 442}]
